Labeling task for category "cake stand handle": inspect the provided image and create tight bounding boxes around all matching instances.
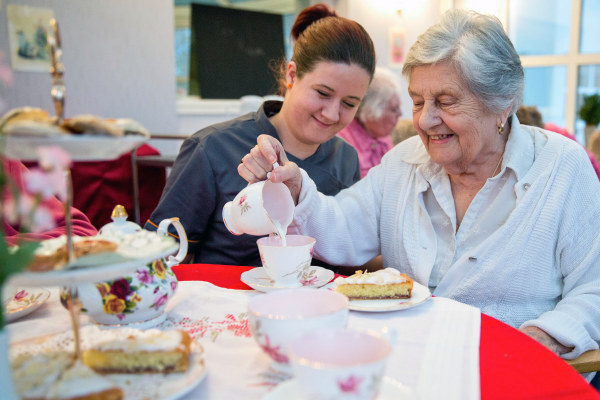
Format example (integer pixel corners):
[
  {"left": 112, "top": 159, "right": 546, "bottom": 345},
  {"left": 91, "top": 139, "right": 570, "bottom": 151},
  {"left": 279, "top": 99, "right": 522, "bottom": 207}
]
[
  {"left": 64, "top": 168, "right": 74, "bottom": 263},
  {"left": 66, "top": 286, "right": 82, "bottom": 361}
]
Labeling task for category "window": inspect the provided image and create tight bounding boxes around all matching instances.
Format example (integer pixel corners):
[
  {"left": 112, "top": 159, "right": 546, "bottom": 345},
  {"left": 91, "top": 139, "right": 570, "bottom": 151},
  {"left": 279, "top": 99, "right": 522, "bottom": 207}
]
[
  {"left": 508, "top": 0, "right": 600, "bottom": 143},
  {"left": 454, "top": 0, "right": 600, "bottom": 144},
  {"left": 174, "top": 1, "right": 304, "bottom": 100}
]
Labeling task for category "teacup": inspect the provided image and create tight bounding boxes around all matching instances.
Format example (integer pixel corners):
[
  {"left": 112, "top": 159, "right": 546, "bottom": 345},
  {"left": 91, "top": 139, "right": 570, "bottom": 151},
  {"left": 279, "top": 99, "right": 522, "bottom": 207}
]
[
  {"left": 256, "top": 235, "right": 315, "bottom": 287},
  {"left": 222, "top": 180, "right": 294, "bottom": 236},
  {"left": 288, "top": 328, "right": 392, "bottom": 400},
  {"left": 247, "top": 288, "right": 349, "bottom": 373}
]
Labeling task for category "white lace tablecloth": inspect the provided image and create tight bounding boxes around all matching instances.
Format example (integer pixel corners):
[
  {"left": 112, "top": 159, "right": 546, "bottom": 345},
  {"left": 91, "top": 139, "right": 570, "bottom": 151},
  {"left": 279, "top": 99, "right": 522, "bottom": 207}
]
[{"left": 6, "top": 281, "right": 481, "bottom": 400}]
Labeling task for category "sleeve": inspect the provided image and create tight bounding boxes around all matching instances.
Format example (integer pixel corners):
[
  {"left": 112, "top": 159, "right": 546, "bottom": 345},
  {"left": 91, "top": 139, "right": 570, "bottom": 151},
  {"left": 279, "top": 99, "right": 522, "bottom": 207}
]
[
  {"left": 520, "top": 146, "right": 600, "bottom": 358},
  {"left": 288, "top": 166, "right": 383, "bottom": 266},
  {"left": 144, "top": 137, "right": 217, "bottom": 255}
]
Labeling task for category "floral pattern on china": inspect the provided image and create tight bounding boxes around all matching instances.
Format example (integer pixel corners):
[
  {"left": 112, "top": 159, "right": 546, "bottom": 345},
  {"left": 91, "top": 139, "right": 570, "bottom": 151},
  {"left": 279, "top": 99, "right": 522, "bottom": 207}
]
[{"left": 66, "top": 210, "right": 188, "bottom": 328}]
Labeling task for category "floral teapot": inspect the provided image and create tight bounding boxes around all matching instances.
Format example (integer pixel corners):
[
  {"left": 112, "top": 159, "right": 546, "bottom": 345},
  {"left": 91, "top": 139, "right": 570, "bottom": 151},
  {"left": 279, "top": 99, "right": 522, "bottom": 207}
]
[{"left": 63, "top": 205, "right": 188, "bottom": 329}]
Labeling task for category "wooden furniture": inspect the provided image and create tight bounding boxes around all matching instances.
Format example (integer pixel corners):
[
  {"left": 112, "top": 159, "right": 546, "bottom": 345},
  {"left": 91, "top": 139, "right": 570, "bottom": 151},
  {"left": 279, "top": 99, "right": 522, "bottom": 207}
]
[{"left": 568, "top": 350, "right": 600, "bottom": 373}]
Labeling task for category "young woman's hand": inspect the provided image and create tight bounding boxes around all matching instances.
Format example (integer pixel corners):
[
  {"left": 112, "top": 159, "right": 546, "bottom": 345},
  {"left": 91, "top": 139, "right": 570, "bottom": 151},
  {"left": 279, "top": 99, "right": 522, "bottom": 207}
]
[{"left": 238, "top": 134, "right": 303, "bottom": 204}]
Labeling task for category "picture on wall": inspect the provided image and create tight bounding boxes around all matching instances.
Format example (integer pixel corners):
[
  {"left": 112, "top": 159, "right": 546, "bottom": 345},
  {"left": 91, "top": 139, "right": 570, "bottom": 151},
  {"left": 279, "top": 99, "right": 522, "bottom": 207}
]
[
  {"left": 6, "top": 4, "right": 54, "bottom": 72},
  {"left": 389, "top": 28, "right": 406, "bottom": 68}
]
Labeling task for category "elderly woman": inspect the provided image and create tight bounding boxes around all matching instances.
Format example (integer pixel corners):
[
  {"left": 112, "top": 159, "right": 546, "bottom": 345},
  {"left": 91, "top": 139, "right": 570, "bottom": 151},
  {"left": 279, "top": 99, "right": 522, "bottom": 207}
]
[
  {"left": 337, "top": 68, "right": 402, "bottom": 177},
  {"left": 239, "top": 9, "right": 600, "bottom": 359}
]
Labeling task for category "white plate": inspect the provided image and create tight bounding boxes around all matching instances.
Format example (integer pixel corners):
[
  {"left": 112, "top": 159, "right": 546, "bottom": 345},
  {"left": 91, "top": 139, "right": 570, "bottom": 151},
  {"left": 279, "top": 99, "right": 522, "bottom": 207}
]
[
  {"left": 324, "top": 281, "right": 432, "bottom": 312},
  {"left": 10, "top": 326, "right": 207, "bottom": 400},
  {"left": 241, "top": 266, "right": 334, "bottom": 292},
  {"left": 264, "top": 376, "right": 418, "bottom": 400},
  {"left": 2, "top": 135, "right": 147, "bottom": 161},
  {"left": 3, "top": 287, "right": 51, "bottom": 323},
  {"left": 8, "top": 235, "right": 179, "bottom": 287}
]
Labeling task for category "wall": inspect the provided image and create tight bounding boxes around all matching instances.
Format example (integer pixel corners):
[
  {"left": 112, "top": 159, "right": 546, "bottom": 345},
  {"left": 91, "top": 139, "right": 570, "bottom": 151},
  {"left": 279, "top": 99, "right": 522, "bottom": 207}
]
[
  {"left": 0, "top": 0, "right": 444, "bottom": 156},
  {"left": 338, "top": 0, "right": 442, "bottom": 120},
  {"left": 0, "top": 0, "right": 179, "bottom": 136}
]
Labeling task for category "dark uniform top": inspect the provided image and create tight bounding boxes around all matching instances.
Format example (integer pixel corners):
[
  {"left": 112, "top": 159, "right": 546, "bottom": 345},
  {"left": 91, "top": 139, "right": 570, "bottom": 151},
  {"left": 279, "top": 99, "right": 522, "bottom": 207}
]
[{"left": 145, "top": 101, "right": 360, "bottom": 269}]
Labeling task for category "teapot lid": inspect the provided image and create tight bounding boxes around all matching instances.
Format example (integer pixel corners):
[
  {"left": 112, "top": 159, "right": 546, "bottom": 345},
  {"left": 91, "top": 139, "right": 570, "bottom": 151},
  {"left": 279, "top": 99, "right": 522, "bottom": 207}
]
[{"left": 99, "top": 205, "right": 142, "bottom": 235}]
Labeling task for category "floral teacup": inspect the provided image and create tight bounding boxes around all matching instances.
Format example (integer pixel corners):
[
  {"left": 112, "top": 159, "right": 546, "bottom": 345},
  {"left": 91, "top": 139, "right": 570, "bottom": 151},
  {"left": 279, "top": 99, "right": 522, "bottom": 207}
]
[
  {"left": 247, "top": 288, "right": 349, "bottom": 373},
  {"left": 288, "top": 328, "right": 392, "bottom": 400}
]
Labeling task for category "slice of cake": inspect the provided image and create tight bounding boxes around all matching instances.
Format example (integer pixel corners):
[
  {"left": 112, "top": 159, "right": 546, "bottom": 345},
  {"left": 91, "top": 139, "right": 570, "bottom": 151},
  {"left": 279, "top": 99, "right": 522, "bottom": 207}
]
[
  {"left": 47, "top": 361, "right": 123, "bottom": 400},
  {"left": 334, "top": 268, "right": 413, "bottom": 299},
  {"left": 11, "top": 352, "right": 123, "bottom": 400},
  {"left": 82, "top": 329, "right": 192, "bottom": 374}
]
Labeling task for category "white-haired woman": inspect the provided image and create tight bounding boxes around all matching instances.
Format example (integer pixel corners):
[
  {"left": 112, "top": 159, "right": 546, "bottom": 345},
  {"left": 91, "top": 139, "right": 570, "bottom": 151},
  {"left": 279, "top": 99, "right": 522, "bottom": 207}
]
[
  {"left": 239, "top": 9, "right": 600, "bottom": 361},
  {"left": 337, "top": 67, "right": 402, "bottom": 177}
]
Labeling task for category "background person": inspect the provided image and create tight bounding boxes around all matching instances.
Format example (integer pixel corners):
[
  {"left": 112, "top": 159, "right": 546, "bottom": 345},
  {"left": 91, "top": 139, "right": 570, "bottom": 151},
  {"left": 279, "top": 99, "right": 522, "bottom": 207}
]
[
  {"left": 517, "top": 104, "right": 600, "bottom": 179},
  {"left": 239, "top": 9, "right": 600, "bottom": 360},
  {"left": 392, "top": 118, "right": 419, "bottom": 145},
  {"left": 145, "top": 3, "right": 375, "bottom": 270},
  {"left": 337, "top": 67, "right": 401, "bottom": 178}
]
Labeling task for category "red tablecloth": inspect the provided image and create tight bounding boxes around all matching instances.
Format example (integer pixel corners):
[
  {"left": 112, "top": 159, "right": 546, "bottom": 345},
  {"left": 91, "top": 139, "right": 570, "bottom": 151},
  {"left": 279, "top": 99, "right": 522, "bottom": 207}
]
[{"left": 172, "top": 263, "right": 600, "bottom": 400}]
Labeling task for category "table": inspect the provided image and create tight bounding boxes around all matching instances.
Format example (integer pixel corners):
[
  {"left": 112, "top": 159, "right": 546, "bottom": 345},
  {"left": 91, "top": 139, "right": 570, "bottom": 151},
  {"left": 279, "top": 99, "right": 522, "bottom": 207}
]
[{"left": 172, "top": 263, "right": 600, "bottom": 400}]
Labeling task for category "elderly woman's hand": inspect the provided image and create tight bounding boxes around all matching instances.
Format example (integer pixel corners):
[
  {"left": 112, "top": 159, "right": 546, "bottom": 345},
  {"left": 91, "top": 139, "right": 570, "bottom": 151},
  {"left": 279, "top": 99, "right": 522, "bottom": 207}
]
[
  {"left": 519, "top": 326, "right": 574, "bottom": 356},
  {"left": 238, "top": 134, "right": 303, "bottom": 204}
]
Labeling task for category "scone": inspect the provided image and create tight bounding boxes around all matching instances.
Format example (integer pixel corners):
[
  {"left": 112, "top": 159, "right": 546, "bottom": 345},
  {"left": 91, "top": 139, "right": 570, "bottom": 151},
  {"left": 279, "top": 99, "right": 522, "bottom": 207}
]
[{"left": 62, "top": 115, "right": 124, "bottom": 137}]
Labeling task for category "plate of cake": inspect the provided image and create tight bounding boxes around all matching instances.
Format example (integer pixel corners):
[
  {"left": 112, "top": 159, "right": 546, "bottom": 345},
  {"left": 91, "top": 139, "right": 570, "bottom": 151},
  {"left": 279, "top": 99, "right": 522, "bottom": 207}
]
[
  {"left": 10, "top": 326, "right": 206, "bottom": 400},
  {"left": 329, "top": 268, "right": 431, "bottom": 312},
  {"left": 9, "top": 230, "right": 179, "bottom": 287}
]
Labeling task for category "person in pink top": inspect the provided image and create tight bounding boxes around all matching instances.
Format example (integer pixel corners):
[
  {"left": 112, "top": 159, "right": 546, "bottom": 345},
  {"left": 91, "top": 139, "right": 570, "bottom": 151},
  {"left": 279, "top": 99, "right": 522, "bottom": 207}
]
[
  {"left": 3, "top": 158, "right": 97, "bottom": 246},
  {"left": 516, "top": 105, "right": 600, "bottom": 180},
  {"left": 337, "top": 68, "right": 401, "bottom": 178}
]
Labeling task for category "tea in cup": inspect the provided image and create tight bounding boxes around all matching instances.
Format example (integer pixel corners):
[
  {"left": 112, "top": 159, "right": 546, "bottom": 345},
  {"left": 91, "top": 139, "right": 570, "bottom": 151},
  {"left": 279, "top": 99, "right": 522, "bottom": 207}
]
[
  {"left": 288, "top": 327, "right": 392, "bottom": 400},
  {"left": 222, "top": 180, "right": 294, "bottom": 237},
  {"left": 247, "top": 288, "right": 349, "bottom": 373},
  {"left": 256, "top": 235, "right": 315, "bottom": 287}
]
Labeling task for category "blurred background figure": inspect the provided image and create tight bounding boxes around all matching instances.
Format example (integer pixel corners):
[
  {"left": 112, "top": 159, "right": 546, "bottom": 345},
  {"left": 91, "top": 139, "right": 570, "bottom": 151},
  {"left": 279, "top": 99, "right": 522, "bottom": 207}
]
[
  {"left": 589, "top": 128, "right": 600, "bottom": 168},
  {"left": 392, "top": 118, "right": 418, "bottom": 145},
  {"left": 517, "top": 105, "right": 600, "bottom": 180},
  {"left": 337, "top": 67, "right": 401, "bottom": 178}
]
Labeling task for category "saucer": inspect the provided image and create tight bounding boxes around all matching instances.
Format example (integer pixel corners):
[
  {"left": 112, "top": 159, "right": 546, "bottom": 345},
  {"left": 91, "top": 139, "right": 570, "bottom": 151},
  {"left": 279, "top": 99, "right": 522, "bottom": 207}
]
[
  {"left": 241, "top": 266, "right": 334, "bottom": 292},
  {"left": 3, "top": 287, "right": 51, "bottom": 323},
  {"left": 264, "top": 376, "right": 418, "bottom": 400}
]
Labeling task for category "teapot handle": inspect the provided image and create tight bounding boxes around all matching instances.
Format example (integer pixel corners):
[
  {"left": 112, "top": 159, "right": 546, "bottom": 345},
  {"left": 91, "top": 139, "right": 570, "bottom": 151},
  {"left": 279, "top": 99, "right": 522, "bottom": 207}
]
[{"left": 157, "top": 217, "right": 188, "bottom": 267}]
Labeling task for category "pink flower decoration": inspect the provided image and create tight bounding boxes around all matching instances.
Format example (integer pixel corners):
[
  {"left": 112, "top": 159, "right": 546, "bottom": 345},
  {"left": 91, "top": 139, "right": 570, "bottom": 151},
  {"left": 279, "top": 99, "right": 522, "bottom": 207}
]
[
  {"left": 170, "top": 280, "right": 178, "bottom": 292},
  {"left": 30, "top": 206, "right": 55, "bottom": 233},
  {"left": 136, "top": 269, "right": 154, "bottom": 284},
  {"left": 151, "top": 293, "right": 169, "bottom": 310},
  {"left": 309, "top": 247, "right": 314, "bottom": 257},
  {"left": 238, "top": 195, "right": 247, "bottom": 206},
  {"left": 13, "top": 290, "right": 27, "bottom": 301},
  {"left": 36, "top": 146, "right": 72, "bottom": 171},
  {"left": 301, "top": 276, "right": 318, "bottom": 286},
  {"left": 24, "top": 168, "right": 67, "bottom": 201},
  {"left": 259, "top": 335, "right": 289, "bottom": 364},
  {"left": 337, "top": 375, "right": 363, "bottom": 394}
]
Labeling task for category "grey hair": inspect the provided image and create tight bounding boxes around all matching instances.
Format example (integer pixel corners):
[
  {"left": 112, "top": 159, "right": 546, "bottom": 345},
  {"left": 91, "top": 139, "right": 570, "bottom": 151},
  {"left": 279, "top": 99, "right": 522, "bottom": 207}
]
[
  {"left": 402, "top": 8, "right": 523, "bottom": 115},
  {"left": 357, "top": 67, "right": 401, "bottom": 122}
]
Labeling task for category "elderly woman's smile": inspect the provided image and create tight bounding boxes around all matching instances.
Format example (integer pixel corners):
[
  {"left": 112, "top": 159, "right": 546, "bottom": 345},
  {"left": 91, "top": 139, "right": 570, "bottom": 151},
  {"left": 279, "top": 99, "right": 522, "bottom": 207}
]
[{"left": 409, "top": 61, "right": 506, "bottom": 175}]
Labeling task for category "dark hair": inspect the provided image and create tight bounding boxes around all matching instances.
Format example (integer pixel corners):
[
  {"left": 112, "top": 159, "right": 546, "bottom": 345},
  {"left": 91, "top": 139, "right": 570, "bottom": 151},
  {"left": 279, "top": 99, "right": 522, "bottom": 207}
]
[{"left": 276, "top": 3, "right": 376, "bottom": 95}]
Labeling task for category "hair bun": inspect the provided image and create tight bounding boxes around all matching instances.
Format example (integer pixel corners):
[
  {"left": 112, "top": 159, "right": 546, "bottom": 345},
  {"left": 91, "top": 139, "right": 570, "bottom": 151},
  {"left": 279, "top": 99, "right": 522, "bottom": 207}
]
[{"left": 291, "top": 3, "right": 337, "bottom": 41}]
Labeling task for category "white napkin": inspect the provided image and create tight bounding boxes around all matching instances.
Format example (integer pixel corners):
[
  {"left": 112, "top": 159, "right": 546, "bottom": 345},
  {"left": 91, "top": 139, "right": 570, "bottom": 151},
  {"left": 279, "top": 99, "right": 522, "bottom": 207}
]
[{"left": 347, "top": 296, "right": 481, "bottom": 400}]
